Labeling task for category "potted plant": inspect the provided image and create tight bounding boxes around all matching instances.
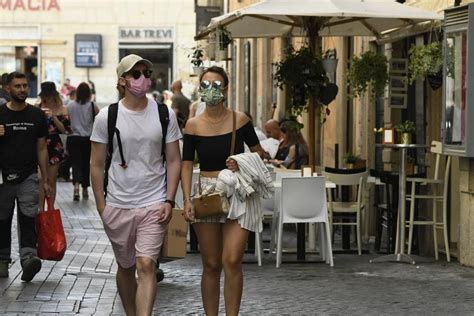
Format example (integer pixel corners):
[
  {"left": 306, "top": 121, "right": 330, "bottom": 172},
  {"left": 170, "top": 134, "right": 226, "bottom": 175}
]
[
  {"left": 188, "top": 46, "right": 204, "bottom": 74},
  {"left": 215, "top": 27, "right": 233, "bottom": 61},
  {"left": 274, "top": 45, "right": 337, "bottom": 124},
  {"left": 343, "top": 152, "right": 361, "bottom": 169},
  {"left": 346, "top": 51, "right": 388, "bottom": 98},
  {"left": 322, "top": 48, "right": 338, "bottom": 74},
  {"left": 395, "top": 120, "right": 416, "bottom": 144},
  {"left": 408, "top": 42, "right": 443, "bottom": 90}
]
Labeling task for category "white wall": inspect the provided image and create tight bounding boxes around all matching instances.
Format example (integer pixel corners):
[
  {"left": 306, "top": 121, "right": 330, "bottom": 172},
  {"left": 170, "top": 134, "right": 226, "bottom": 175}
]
[{"left": 0, "top": 0, "right": 196, "bottom": 104}]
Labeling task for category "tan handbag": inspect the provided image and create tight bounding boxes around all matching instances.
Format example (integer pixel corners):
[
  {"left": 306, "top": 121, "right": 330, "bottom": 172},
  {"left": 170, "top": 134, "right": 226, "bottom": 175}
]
[{"left": 193, "top": 111, "right": 236, "bottom": 219}]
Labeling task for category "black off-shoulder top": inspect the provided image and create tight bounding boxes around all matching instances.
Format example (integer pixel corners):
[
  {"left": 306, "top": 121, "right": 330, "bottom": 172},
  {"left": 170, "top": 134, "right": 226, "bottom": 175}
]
[{"left": 182, "top": 121, "right": 260, "bottom": 171}]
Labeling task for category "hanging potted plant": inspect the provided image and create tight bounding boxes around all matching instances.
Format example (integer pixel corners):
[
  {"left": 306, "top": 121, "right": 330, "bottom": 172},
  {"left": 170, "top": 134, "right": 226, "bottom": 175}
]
[
  {"left": 343, "top": 153, "right": 361, "bottom": 169},
  {"left": 274, "top": 45, "right": 338, "bottom": 124},
  {"left": 322, "top": 48, "right": 338, "bottom": 74},
  {"left": 215, "top": 27, "right": 233, "bottom": 61},
  {"left": 346, "top": 51, "right": 389, "bottom": 98},
  {"left": 395, "top": 120, "right": 416, "bottom": 144},
  {"left": 408, "top": 42, "right": 443, "bottom": 90},
  {"left": 206, "top": 33, "right": 216, "bottom": 61},
  {"left": 188, "top": 46, "right": 204, "bottom": 75}
]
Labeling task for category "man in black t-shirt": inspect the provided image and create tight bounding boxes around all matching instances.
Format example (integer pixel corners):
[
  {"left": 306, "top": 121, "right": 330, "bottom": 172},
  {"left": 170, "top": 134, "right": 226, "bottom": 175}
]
[{"left": 0, "top": 72, "right": 50, "bottom": 282}]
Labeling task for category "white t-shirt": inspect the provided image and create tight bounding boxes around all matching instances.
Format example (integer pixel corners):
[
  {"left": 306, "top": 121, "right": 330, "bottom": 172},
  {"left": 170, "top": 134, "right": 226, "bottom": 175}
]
[{"left": 90, "top": 98, "right": 182, "bottom": 208}]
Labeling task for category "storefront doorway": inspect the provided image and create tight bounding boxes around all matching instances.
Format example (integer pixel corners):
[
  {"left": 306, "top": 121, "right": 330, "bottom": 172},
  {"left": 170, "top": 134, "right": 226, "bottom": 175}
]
[
  {"left": 119, "top": 44, "right": 173, "bottom": 93},
  {"left": 0, "top": 45, "right": 38, "bottom": 97}
]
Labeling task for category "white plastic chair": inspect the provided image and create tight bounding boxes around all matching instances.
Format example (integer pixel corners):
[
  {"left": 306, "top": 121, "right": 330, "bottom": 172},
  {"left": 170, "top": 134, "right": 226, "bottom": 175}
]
[
  {"left": 269, "top": 170, "right": 301, "bottom": 253},
  {"left": 323, "top": 170, "right": 368, "bottom": 255},
  {"left": 406, "top": 141, "right": 451, "bottom": 261},
  {"left": 255, "top": 170, "right": 300, "bottom": 266},
  {"left": 276, "top": 177, "right": 334, "bottom": 268}
]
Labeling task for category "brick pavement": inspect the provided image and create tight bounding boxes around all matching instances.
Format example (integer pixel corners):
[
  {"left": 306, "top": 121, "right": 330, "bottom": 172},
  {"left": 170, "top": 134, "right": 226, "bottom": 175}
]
[{"left": 1, "top": 182, "right": 474, "bottom": 315}]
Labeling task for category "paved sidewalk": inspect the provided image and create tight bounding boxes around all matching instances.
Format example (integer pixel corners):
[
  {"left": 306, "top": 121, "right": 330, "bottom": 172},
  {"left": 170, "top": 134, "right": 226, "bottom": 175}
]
[{"left": 1, "top": 182, "right": 474, "bottom": 315}]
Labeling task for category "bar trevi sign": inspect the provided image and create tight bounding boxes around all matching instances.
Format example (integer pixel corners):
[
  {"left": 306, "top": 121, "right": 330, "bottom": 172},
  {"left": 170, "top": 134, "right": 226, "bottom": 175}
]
[
  {"left": 0, "top": 0, "right": 60, "bottom": 11},
  {"left": 119, "top": 27, "right": 175, "bottom": 43}
]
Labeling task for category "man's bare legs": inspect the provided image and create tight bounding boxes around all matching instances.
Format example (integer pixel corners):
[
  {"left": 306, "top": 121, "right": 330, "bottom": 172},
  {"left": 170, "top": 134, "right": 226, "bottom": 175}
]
[
  {"left": 116, "top": 264, "right": 138, "bottom": 316},
  {"left": 116, "top": 257, "right": 157, "bottom": 316},
  {"left": 136, "top": 257, "right": 157, "bottom": 315}
]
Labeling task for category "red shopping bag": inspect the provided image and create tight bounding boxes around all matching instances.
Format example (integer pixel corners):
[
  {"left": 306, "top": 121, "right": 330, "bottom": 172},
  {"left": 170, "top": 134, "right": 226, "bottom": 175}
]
[{"left": 36, "top": 197, "right": 67, "bottom": 261}]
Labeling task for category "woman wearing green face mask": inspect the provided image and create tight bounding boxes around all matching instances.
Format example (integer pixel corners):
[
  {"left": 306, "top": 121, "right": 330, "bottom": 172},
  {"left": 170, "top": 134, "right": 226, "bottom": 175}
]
[{"left": 181, "top": 66, "right": 266, "bottom": 316}]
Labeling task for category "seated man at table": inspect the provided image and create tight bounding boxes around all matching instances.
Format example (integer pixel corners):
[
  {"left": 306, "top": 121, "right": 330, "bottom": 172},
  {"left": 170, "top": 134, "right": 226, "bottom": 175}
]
[{"left": 265, "top": 119, "right": 288, "bottom": 161}]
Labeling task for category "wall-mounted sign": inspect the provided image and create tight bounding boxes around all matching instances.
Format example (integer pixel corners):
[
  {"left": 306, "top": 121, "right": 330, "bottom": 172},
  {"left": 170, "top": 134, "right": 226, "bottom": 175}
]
[
  {"left": 0, "top": 0, "right": 60, "bottom": 11},
  {"left": 74, "top": 34, "right": 102, "bottom": 68},
  {"left": 119, "top": 27, "right": 174, "bottom": 43}
]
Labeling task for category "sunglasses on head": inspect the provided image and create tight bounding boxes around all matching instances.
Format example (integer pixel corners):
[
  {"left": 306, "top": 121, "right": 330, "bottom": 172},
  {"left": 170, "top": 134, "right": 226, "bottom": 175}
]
[
  {"left": 200, "top": 80, "right": 223, "bottom": 90},
  {"left": 126, "top": 69, "right": 153, "bottom": 79}
]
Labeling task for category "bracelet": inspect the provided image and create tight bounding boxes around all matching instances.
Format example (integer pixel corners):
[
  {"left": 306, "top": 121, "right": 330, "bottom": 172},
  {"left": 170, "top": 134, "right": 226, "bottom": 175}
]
[{"left": 183, "top": 198, "right": 192, "bottom": 203}]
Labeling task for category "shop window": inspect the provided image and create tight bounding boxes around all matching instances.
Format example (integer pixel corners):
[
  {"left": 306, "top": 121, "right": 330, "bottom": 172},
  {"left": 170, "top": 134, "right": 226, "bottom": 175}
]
[{"left": 0, "top": 46, "right": 38, "bottom": 97}]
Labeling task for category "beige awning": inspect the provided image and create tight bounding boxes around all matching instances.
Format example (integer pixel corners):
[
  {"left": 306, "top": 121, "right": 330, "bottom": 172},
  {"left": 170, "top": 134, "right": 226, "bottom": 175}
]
[{"left": 195, "top": 0, "right": 443, "bottom": 40}]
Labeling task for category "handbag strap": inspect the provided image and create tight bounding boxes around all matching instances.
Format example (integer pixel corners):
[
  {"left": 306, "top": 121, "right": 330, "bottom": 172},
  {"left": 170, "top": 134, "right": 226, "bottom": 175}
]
[{"left": 198, "top": 110, "right": 236, "bottom": 196}]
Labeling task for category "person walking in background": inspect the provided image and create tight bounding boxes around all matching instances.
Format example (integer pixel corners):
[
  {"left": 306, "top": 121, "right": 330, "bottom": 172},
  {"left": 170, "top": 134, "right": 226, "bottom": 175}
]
[
  {"left": 181, "top": 66, "right": 265, "bottom": 316},
  {"left": 0, "top": 73, "right": 11, "bottom": 106},
  {"left": 87, "top": 80, "right": 96, "bottom": 102},
  {"left": 64, "top": 89, "right": 76, "bottom": 106},
  {"left": 171, "top": 79, "right": 191, "bottom": 121},
  {"left": 67, "top": 82, "right": 99, "bottom": 201},
  {"left": 90, "top": 54, "right": 181, "bottom": 315},
  {"left": 0, "top": 72, "right": 50, "bottom": 281},
  {"left": 152, "top": 90, "right": 163, "bottom": 104},
  {"left": 38, "top": 82, "right": 72, "bottom": 210},
  {"left": 60, "top": 78, "right": 75, "bottom": 98},
  {"left": 162, "top": 90, "right": 173, "bottom": 107},
  {"left": 188, "top": 99, "right": 206, "bottom": 119},
  {"left": 270, "top": 120, "right": 308, "bottom": 169}
]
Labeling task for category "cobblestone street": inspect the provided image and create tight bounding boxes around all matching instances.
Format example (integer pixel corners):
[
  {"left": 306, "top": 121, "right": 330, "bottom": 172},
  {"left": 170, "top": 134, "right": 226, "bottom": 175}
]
[{"left": 1, "top": 182, "right": 474, "bottom": 315}]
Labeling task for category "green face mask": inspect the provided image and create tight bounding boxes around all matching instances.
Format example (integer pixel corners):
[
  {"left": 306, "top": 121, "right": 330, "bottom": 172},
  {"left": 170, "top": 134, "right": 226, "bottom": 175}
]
[{"left": 200, "top": 87, "right": 225, "bottom": 106}]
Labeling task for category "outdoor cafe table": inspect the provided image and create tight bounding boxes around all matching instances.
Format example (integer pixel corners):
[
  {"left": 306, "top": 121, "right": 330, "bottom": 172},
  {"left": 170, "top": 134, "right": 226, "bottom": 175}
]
[
  {"left": 273, "top": 177, "right": 336, "bottom": 261},
  {"left": 370, "top": 143, "right": 429, "bottom": 265}
]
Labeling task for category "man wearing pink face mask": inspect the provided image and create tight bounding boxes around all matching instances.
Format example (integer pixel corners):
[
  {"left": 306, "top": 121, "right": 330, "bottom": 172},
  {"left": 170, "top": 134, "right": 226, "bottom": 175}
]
[{"left": 90, "top": 54, "right": 182, "bottom": 315}]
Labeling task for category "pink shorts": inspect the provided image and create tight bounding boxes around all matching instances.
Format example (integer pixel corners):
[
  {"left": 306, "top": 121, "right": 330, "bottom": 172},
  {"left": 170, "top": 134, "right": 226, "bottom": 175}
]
[{"left": 101, "top": 202, "right": 166, "bottom": 269}]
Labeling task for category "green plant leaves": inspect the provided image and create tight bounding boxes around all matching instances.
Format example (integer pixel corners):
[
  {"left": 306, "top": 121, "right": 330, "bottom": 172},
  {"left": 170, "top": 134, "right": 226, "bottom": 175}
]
[
  {"left": 274, "top": 45, "right": 335, "bottom": 125},
  {"left": 408, "top": 42, "right": 443, "bottom": 84},
  {"left": 188, "top": 46, "right": 204, "bottom": 67},
  {"left": 395, "top": 120, "right": 416, "bottom": 133},
  {"left": 346, "top": 51, "right": 388, "bottom": 98}
]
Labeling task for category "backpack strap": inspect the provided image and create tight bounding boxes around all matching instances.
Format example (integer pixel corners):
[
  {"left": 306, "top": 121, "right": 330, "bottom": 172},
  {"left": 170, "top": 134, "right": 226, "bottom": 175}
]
[
  {"left": 104, "top": 103, "right": 119, "bottom": 197},
  {"left": 104, "top": 102, "right": 168, "bottom": 197},
  {"left": 157, "top": 103, "right": 169, "bottom": 164}
]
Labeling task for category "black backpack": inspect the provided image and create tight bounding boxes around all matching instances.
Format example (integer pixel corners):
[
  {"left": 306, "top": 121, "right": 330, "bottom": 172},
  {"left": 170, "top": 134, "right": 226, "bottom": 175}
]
[{"left": 103, "top": 102, "right": 170, "bottom": 196}]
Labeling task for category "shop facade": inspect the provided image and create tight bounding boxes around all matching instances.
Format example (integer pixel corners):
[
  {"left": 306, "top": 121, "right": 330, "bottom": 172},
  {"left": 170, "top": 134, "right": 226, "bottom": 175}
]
[
  {"left": 0, "top": 0, "right": 196, "bottom": 104},
  {"left": 223, "top": 0, "right": 474, "bottom": 266}
]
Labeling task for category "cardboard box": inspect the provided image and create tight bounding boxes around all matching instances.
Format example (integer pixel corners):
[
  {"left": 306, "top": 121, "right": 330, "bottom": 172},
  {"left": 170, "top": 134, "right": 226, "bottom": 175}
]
[{"left": 161, "top": 208, "right": 188, "bottom": 258}]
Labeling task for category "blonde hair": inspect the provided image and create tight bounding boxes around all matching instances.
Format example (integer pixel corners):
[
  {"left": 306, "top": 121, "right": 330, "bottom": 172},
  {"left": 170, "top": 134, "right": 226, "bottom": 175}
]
[{"left": 40, "top": 94, "right": 63, "bottom": 108}]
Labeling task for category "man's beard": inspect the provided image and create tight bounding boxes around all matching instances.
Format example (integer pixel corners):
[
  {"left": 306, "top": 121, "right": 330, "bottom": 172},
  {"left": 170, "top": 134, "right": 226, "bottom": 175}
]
[{"left": 11, "top": 95, "right": 27, "bottom": 102}]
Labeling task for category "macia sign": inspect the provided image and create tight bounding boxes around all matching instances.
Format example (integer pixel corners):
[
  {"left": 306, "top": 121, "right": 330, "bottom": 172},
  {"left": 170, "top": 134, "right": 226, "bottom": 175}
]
[{"left": 0, "top": 0, "right": 60, "bottom": 11}]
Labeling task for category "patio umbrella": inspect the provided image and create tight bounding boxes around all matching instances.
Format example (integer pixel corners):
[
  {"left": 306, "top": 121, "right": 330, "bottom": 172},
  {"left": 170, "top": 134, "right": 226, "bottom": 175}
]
[{"left": 195, "top": 0, "right": 442, "bottom": 166}]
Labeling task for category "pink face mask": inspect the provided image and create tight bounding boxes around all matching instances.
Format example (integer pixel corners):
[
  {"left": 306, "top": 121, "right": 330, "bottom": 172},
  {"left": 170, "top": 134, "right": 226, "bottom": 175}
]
[{"left": 126, "top": 75, "right": 151, "bottom": 97}]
